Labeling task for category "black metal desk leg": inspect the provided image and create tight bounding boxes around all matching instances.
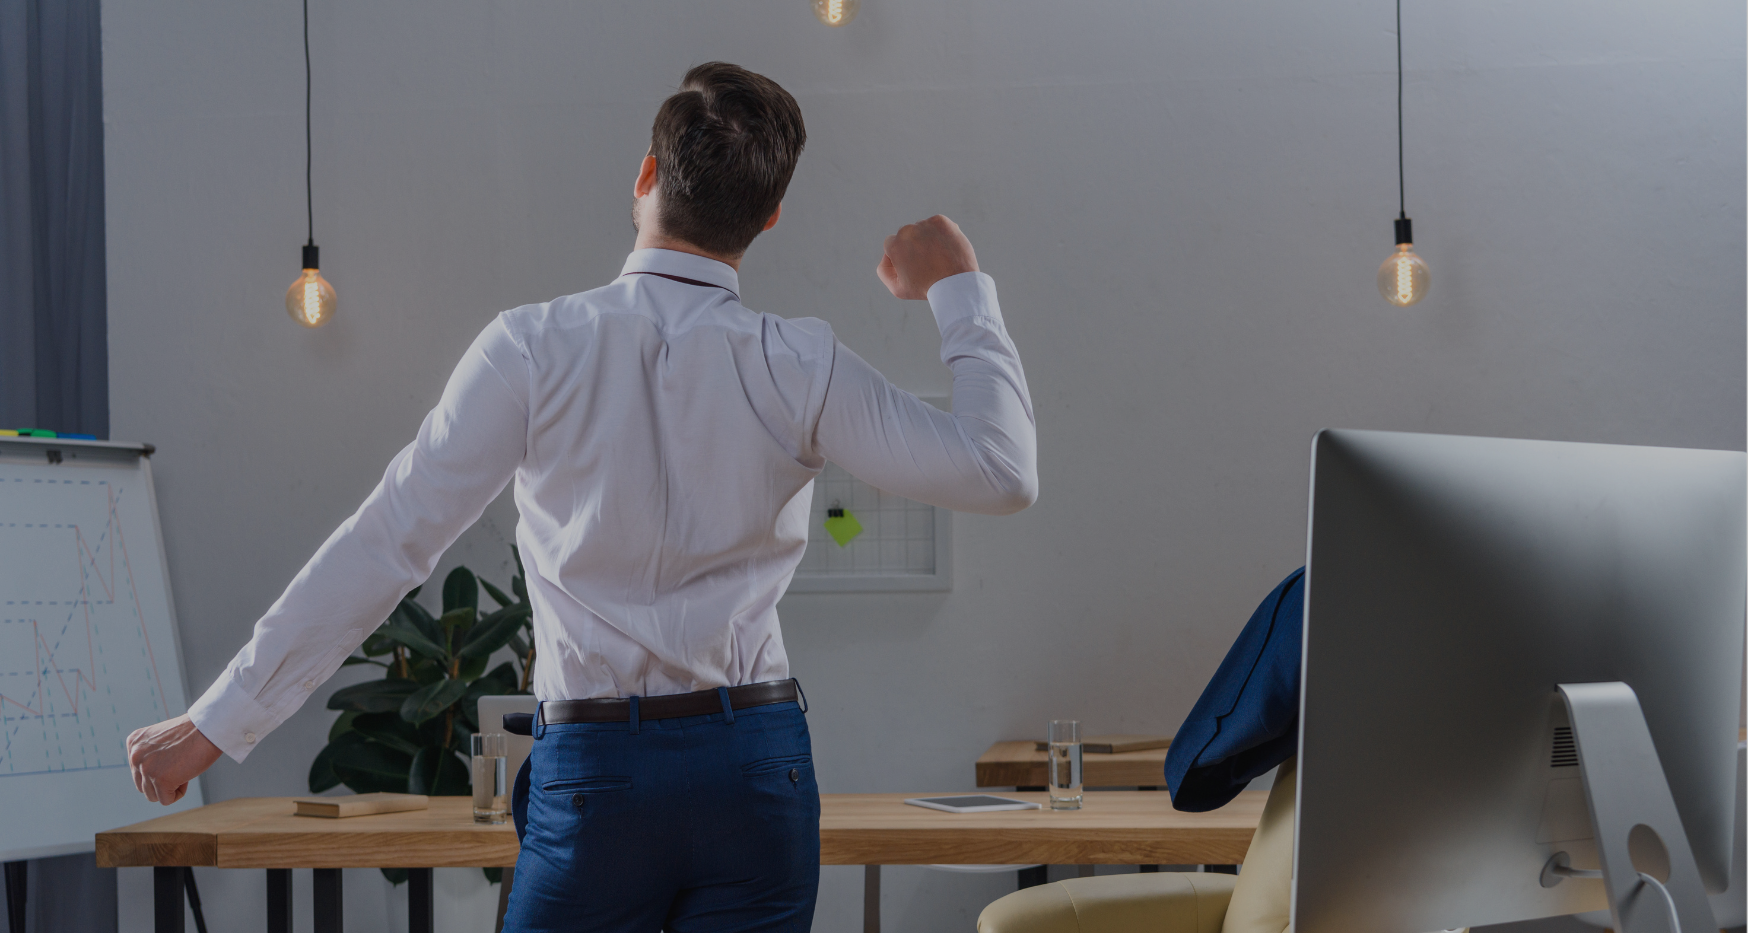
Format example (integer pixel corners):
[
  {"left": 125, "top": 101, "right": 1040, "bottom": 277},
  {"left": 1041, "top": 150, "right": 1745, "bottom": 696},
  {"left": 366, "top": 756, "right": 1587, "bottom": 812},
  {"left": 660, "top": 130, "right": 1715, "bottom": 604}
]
[
  {"left": 408, "top": 869, "right": 434, "bottom": 933},
  {"left": 494, "top": 867, "right": 516, "bottom": 933},
  {"left": 4, "top": 860, "right": 26, "bottom": 933},
  {"left": 1017, "top": 865, "right": 1048, "bottom": 889},
  {"left": 153, "top": 867, "right": 186, "bottom": 933},
  {"left": 863, "top": 865, "right": 880, "bottom": 933},
  {"left": 266, "top": 868, "right": 292, "bottom": 933},
  {"left": 313, "top": 868, "right": 343, "bottom": 933}
]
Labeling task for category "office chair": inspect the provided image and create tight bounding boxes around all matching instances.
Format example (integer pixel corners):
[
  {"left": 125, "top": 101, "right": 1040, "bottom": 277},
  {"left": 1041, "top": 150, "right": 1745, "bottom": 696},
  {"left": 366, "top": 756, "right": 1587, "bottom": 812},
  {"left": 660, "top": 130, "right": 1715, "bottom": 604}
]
[{"left": 976, "top": 758, "right": 1296, "bottom": 933}]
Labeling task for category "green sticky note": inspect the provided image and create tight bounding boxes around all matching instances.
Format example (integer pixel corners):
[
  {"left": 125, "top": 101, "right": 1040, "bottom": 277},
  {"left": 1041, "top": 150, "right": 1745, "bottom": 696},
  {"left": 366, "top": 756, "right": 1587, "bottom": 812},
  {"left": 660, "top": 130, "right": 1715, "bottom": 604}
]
[{"left": 824, "top": 509, "right": 864, "bottom": 547}]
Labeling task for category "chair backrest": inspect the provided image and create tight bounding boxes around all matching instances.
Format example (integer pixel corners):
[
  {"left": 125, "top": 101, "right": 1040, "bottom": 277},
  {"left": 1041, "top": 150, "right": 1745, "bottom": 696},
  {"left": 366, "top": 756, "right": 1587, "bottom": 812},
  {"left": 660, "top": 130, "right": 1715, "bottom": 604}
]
[{"left": 1220, "top": 757, "right": 1296, "bottom": 933}]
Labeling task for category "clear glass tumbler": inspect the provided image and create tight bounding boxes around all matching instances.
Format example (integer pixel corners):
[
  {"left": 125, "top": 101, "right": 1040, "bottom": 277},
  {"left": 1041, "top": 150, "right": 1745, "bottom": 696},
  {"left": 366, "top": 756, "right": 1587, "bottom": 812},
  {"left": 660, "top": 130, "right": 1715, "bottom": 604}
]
[
  {"left": 1047, "top": 720, "right": 1083, "bottom": 810},
  {"left": 471, "top": 733, "right": 508, "bottom": 824}
]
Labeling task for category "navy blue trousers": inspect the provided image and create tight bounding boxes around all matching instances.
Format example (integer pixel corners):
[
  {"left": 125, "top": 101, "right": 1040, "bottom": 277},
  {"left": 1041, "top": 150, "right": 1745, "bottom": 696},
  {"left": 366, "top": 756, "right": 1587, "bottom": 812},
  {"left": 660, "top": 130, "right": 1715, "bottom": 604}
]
[{"left": 502, "top": 700, "right": 820, "bottom": 933}]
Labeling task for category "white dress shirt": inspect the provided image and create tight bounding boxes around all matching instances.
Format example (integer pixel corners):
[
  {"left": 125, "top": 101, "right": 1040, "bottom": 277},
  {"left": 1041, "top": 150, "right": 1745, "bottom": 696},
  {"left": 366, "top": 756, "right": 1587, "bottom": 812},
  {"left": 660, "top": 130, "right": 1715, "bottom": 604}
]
[{"left": 189, "top": 248, "right": 1037, "bottom": 762}]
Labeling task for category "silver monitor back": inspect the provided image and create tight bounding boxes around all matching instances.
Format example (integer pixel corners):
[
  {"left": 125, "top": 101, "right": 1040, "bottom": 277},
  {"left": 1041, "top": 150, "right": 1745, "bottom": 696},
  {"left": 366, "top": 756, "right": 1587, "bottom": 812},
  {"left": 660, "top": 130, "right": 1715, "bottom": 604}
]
[{"left": 1295, "top": 430, "right": 1744, "bottom": 933}]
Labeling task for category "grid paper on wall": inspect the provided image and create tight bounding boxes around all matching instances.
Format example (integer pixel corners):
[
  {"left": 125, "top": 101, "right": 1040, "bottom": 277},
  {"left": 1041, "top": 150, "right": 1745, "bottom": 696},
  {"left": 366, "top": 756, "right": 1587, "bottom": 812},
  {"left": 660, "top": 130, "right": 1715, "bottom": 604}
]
[{"left": 790, "top": 452, "right": 952, "bottom": 591}]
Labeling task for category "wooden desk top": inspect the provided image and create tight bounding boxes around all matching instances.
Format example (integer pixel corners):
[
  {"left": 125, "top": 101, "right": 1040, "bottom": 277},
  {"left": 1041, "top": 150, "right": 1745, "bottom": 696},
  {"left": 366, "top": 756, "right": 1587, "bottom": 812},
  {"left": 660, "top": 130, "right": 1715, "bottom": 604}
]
[
  {"left": 97, "top": 797, "right": 520, "bottom": 869},
  {"left": 976, "top": 740, "right": 1172, "bottom": 788},
  {"left": 820, "top": 791, "right": 1261, "bottom": 865},
  {"left": 98, "top": 791, "right": 1263, "bottom": 869}
]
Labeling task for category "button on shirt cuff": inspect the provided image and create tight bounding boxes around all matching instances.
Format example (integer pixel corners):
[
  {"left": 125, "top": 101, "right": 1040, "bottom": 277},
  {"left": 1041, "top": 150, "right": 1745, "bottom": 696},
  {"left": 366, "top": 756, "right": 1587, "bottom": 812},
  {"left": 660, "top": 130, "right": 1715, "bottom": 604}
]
[
  {"left": 926, "top": 271, "right": 1001, "bottom": 329},
  {"left": 187, "top": 670, "right": 280, "bottom": 763}
]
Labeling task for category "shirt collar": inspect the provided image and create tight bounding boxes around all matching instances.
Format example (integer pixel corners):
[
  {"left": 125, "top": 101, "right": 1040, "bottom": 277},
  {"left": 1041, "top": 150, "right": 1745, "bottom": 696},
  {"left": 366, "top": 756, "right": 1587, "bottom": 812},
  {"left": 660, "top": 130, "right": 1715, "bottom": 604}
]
[{"left": 620, "top": 248, "right": 741, "bottom": 300}]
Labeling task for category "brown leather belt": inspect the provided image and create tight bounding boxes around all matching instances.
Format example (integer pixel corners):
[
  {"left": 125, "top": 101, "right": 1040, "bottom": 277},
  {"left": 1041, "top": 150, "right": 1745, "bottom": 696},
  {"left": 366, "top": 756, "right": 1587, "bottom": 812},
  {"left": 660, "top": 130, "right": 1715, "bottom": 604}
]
[{"left": 505, "top": 680, "right": 803, "bottom": 734}]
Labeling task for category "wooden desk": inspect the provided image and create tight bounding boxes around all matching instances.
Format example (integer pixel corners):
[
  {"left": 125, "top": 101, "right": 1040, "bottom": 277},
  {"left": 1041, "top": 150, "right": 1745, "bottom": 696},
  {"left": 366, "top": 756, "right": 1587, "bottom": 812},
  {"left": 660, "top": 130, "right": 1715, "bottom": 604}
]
[
  {"left": 99, "top": 791, "right": 1262, "bottom": 933},
  {"left": 975, "top": 739, "right": 1173, "bottom": 788}
]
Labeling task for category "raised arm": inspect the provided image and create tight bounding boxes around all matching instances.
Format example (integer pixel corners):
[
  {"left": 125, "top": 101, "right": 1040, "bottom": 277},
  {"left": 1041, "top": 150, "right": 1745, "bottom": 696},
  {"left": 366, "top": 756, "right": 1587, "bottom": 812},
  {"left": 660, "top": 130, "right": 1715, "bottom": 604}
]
[
  {"left": 127, "top": 317, "right": 529, "bottom": 802},
  {"left": 814, "top": 216, "right": 1038, "bottom": 515}
]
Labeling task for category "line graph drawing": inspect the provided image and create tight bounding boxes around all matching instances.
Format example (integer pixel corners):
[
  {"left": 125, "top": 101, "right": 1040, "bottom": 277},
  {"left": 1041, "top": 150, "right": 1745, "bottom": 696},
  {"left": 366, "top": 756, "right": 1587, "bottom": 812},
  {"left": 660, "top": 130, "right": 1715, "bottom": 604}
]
[{"left": 1, "top": 475, "right": 174, "bottom": 777}]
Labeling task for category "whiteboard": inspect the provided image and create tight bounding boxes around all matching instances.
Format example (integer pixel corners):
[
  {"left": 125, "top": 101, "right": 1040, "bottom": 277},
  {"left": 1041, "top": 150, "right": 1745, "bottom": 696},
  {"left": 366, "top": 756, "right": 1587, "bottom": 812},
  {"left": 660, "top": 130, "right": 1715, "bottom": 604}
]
[{"left": 0, "top": 436, "right": 200, "bottom": 861}]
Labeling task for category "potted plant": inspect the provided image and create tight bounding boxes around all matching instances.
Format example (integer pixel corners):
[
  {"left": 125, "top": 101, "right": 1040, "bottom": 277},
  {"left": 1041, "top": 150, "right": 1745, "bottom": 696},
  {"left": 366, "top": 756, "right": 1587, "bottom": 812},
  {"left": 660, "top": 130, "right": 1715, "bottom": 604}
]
[{"left": 309, "top": 546, "right": 535, "bottom": 883}]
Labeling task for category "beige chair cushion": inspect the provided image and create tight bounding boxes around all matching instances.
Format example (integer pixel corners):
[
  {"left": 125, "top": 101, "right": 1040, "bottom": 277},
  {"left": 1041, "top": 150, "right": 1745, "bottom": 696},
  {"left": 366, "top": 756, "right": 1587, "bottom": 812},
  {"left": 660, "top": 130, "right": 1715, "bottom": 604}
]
[
  {"left": 1221, "top": 756, "right": 1296, "bottom": 933},
  {"left": 978, "top": 871, "right": 1239, "bottom": 933},
  {"left": 976, "top": 756, "right": 1300, "bottom": 933}
]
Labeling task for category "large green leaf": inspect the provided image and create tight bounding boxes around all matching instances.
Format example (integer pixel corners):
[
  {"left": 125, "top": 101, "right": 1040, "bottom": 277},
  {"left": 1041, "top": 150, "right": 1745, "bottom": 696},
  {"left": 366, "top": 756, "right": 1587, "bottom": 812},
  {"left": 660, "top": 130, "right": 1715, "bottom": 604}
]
[
  {"left": 442, "top": 566, "right": 478, "bottom": 615},
  {"left": 350, "top": 712, "right": 424, "bottom": 756},
  {"left": 328, "top": 710, "right": 360, "bottom": 743},
  {"left": 400, "top": 678, "right": 469, "bottom": 724},
  {"left": 508, "top": 633, "right": 530, "bottom": 658},
  {"left": 457, "top": 654, "right": 488, "bottom": 683},
  {"left": 478, "top": 578, "right": 514, "bottom": 609},
  {"left": 360, "top": 626, "right": 397, "bottom": 657},
  {"left": 381, "top": 868, "right": 409, "bottom": 887},
  {"left": 459, "top": 606, "right": 530, "bottom": 660},
  {"left": 327, "top": 679, "right": 419, "bottom": 713},
  {"left": 409, "top": 657, "right": 445, "bottom": 685},
  {"left": 438, "top": 608, "right": 475, "bottom": 631},
  {"left": 379, "top": 619, "right": 448, "bottom": 661},
  {"left": 308, "top": 732, "right": 367, "bottom": 793},
  {"left": 328, "top": 739, "right": 413, "bottom": 793},
  {"left": 408, "top": 746, "right": 470, "bottom": 796},
  {"left": 398, "top": 599, "right": 443, "bottom": 648},
  {"left": 340, "top": 655, "right": 387, "bottom": 669}
]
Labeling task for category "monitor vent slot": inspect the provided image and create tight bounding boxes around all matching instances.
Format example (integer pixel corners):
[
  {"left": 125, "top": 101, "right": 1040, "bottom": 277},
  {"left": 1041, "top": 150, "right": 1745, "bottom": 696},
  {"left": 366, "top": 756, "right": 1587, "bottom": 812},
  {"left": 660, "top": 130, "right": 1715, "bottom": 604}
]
[{"left": 1551, "top": 726, "right": 1578, "bottom": 768}]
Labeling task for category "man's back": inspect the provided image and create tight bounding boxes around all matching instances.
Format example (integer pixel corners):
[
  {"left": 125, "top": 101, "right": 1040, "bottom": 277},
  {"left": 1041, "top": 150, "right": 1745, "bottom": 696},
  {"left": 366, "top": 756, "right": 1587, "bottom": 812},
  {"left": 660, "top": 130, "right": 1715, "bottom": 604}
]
[{"left": 504, "top": 250, "right": 835, "bottom": 697}]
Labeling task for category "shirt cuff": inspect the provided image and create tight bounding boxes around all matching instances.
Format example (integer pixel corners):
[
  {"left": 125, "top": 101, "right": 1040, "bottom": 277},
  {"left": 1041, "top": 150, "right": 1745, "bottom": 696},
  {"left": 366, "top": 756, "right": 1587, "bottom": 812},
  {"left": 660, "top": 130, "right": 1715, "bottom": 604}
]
[
  {"left": 926, "top": 271, "right": 1001, "bottom": 329},
  {"left": 186, "top": 669, "right": 279, "bottom": 763}
]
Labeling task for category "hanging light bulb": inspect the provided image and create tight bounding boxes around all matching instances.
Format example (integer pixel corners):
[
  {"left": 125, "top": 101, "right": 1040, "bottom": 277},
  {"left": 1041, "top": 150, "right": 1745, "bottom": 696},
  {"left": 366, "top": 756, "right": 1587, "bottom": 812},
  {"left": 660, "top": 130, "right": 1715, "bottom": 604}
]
[
  {"left": 286, "top": 244, "right": 336, "bottom": 327},
  {"left": 1378, "top": 0, "right": 1429, "bottom": 307},
  {"left": 1378, "top": 217, "right": 1429, "bottom": 306},
  {"left": 812, "top": 0, "right": 859, "bottom": 26},
  {"left": 285, "top": 0, "right": 336, "bottom": 327}
]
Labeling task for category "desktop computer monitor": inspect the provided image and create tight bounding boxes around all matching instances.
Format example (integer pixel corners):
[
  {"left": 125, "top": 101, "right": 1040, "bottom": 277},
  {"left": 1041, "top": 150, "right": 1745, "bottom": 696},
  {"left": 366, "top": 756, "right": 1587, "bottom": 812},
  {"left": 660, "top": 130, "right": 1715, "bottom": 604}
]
[{"left": 1294, "top": 430, "right": 1744, "bottom": 933}]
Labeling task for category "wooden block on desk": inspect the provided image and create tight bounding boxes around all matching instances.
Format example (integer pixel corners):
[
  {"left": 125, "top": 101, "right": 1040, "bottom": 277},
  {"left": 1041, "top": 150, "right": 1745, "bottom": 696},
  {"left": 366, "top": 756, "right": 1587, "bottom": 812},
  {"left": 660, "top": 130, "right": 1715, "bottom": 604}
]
[
  {"left": 1032, "top": 735, "right": 1172, "bottom": 754},
  {"left": 293, "top": 793, "right": 429, "bottom": 819}
]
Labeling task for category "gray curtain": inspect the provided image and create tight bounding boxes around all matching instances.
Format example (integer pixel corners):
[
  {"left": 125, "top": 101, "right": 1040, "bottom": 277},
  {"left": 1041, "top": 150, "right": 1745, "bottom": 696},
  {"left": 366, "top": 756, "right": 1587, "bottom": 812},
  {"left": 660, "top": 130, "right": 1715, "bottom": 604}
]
[
  {"left": 0, "top": 0, "right": 109, "bottom": 438},
  {"left": 0, "top": 0, "right": 117, "bottom": 928}
]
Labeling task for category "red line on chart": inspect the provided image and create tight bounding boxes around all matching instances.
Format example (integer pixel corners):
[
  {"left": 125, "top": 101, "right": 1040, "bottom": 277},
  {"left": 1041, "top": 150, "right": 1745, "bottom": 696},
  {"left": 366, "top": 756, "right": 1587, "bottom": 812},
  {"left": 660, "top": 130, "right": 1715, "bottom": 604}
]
[{"left": 0, "top": 485, "right": 166, "bottom": 723}]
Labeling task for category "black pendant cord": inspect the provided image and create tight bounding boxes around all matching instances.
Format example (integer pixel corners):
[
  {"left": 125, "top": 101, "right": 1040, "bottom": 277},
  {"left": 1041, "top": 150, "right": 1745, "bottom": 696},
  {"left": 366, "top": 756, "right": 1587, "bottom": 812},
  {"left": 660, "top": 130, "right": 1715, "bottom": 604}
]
[
  {"left": 1391, "top": 0, "right": 1405, "bottom": 222},
  {"left": 304, "top": 0, "right": 314, "bottom": 249}
]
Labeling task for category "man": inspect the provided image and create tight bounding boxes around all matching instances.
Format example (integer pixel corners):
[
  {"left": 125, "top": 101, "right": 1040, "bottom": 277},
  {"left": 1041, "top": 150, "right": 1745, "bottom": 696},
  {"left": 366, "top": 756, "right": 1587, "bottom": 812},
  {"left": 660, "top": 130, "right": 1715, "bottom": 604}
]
[{"left": 126, "top": 62, "right": 1037, "bottom": 931}]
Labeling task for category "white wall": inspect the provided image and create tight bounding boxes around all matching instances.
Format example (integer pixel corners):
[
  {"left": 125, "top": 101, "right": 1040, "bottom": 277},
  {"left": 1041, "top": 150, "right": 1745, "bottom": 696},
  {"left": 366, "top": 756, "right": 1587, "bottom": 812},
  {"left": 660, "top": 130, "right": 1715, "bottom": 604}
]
[{"left": 102, "top": 0, "right": 1744, "bottom": 929}]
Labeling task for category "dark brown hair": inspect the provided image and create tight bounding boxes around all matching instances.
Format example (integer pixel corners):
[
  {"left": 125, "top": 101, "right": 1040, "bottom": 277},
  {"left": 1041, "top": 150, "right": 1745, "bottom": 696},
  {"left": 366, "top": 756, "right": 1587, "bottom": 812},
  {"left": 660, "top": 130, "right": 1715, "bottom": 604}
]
[{"left": 649, "top": 63, "right": 807, "bottom": 258}]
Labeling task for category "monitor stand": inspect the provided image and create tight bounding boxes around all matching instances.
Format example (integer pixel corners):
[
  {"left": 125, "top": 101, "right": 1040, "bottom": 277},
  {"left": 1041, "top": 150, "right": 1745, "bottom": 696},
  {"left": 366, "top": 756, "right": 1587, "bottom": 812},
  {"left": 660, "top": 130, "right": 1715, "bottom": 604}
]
[{"left": 1538, "top": 682, "right": 1717, "bottom": 933}]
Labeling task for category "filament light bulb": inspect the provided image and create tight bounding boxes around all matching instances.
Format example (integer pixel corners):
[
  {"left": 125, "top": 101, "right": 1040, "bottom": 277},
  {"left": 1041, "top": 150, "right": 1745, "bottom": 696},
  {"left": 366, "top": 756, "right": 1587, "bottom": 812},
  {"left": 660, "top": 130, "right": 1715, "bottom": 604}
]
[
  {"left": 285, "top": 244, "right": 336, "bottom": 327},
  {"left": 812, "top": 0, "right": 859, "bottom": 26},
  {"left": 1377, "top": 218, "right": 1429, "bottom": 307}
]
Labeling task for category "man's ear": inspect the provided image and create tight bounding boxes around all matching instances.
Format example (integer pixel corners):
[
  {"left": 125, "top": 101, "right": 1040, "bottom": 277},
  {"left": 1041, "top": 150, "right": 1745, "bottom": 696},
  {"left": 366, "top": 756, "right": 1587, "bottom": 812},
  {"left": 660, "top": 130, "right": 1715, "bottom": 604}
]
[
  {"left": 634, "top": 154, "right": 659, "bottom": 199},
  {"left": 762, "top": 202, "right": 783, "bottom": 232}
]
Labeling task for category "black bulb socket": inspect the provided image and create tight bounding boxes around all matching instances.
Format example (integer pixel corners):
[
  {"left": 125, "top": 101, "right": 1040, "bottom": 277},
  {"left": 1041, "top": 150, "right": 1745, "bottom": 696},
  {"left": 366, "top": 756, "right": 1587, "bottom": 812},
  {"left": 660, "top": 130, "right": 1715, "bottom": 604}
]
[
  {"left": 302, "top": 243, "right": 320, "bottom": 271},
  {"left": 1394, "top": 217, "right": 1413, "bottom": 246}
]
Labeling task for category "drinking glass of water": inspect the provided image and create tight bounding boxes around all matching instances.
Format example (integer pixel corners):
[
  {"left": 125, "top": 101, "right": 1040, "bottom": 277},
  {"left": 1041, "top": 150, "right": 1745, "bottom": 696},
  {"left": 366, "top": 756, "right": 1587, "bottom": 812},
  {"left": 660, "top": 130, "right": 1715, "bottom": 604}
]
[
  {"left": 1047, "top": 720, "right": 1083, "bottom": 810},
  {"left": 471, "top": 733, "right": 509, "bottom": 824}
]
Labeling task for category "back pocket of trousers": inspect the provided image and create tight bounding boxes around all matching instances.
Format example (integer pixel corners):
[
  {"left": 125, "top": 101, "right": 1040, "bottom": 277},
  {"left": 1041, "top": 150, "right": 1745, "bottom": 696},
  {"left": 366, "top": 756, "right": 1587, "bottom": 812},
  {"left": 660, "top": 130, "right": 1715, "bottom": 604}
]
[
  {"left": 543, "top": 777, "right": 633, "bottom": 793},
  {"left": 742, "top": 755, "right": 811, "bottom": 778}
]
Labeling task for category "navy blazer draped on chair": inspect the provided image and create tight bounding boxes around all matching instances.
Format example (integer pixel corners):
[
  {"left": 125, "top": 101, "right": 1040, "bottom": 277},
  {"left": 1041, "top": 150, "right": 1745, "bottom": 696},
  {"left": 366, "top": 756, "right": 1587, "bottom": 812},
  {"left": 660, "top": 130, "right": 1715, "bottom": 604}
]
[{"left": 1163, "top": 568, "right": 1304, "bottom": 812}]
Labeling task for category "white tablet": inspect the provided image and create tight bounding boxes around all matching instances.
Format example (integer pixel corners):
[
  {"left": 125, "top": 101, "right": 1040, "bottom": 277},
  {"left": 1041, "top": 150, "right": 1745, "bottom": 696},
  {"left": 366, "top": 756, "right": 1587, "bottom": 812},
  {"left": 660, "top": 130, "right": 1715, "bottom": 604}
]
[{"left": 903, "top": 795, "right": 1042, "bottom": 813}]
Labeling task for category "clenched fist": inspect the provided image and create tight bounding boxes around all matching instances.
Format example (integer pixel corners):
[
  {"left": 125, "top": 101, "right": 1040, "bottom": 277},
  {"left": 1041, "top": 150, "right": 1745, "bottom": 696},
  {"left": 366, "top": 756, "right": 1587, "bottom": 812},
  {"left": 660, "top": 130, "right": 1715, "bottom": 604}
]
[
  {"left": 877, "top": 215, "right": 979, "bottom": 300},
  {"left": 127, "top": 714, "right": 222, "bottom": 805}
]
